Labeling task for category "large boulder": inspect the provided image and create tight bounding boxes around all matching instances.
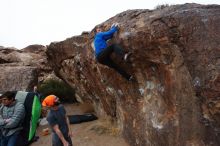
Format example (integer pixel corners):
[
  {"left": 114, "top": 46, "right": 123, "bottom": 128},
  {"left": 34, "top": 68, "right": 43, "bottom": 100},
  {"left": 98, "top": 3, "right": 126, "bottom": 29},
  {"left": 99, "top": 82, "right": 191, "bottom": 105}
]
[
  {"left": 0, "top": 45, "right": 52, "bottom": 92},
  {"left": 46, "top": 4, "right": 220, "bottom": 146}
]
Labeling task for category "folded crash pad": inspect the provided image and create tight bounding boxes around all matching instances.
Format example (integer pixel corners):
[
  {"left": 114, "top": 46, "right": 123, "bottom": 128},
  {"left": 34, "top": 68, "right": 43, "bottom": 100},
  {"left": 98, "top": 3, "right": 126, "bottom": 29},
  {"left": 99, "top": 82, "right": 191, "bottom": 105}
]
[
  {"left": 68, "top": 113, "right": 98, "bottom": 124},
  {"left": 15, "top": 91, "right": 41, "bottom": 146}
]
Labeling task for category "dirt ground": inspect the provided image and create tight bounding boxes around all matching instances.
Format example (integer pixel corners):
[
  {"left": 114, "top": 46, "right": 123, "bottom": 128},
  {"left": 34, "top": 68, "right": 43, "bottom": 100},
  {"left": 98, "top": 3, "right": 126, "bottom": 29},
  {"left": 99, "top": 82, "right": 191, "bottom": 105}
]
[{"left": 31, "top": 103, "right": 129, "bottom": 146}]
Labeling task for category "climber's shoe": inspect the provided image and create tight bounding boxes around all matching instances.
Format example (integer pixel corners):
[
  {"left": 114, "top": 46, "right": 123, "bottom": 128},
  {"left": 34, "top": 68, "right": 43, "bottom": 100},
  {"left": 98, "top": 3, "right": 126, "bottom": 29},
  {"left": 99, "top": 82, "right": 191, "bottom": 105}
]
[
  {"left": 128, "top": 75, "right": 135, "bottom": 82},
  {"left": 124, "top": 52, "right": 132, "bottom": 62}
]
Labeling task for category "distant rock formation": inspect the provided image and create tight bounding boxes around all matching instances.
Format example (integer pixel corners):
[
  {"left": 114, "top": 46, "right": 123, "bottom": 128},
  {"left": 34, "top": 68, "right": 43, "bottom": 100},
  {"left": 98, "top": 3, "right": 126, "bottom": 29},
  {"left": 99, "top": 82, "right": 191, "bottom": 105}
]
[
  {"left": 46, "top": 4, "right": 220, "bottom": 146},
  {"left": 0, "top": 45, "right": 52, "bottom": 92}
]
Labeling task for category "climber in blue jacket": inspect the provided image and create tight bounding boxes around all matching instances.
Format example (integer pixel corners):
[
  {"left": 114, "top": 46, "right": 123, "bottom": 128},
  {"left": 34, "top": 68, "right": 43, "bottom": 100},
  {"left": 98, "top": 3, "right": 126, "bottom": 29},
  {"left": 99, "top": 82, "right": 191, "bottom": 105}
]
[{"left": 94, "top": 23, "right": 133, "bottom": 81}]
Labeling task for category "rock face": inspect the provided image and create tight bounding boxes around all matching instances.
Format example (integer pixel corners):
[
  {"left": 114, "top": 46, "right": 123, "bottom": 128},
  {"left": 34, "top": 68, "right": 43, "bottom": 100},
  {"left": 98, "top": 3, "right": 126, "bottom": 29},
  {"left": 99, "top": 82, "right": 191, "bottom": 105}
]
[
  {"left": 0, "top": 45, "right": 52, "bottom": 92},
  {"left": 46, "top": 4, "right": 220, "bottom": 146}
]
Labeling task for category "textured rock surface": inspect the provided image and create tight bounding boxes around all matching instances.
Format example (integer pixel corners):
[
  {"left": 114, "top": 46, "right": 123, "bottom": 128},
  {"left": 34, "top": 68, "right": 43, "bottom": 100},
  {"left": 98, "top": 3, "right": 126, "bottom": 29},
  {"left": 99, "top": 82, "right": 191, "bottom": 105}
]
[
  {"left": 47, "top": 4, "right": 220, "bottom": 146},
  {"left": 0, "top": 66, "right": 38, "bottom": 92},
  {"left": 0, "top": 45, "right": 52, "bottom": 92}
]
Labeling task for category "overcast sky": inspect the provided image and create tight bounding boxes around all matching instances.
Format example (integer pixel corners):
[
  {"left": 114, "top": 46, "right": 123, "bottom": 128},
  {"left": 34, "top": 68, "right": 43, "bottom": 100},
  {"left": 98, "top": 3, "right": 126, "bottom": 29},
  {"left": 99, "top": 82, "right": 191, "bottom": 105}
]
[{"left": 0, "top": 0, "right": 219, "bottom": 49}]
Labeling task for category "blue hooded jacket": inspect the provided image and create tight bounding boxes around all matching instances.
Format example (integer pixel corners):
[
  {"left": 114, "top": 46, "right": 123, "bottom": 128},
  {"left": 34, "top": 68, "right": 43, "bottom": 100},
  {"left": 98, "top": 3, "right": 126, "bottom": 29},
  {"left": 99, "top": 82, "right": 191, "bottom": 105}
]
[{"left": 94, "top": 26, "right": 118, "bottom": 57}]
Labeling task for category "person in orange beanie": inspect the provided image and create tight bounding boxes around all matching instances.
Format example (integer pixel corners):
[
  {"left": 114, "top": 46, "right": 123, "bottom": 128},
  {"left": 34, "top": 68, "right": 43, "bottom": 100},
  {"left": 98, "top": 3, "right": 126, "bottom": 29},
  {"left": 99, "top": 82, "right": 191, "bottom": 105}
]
[
  {"left": 42, "top": 95, "right": 60, "bottom": 107},
  {"left": 42, "top": 95, "right": 72, "bottom": 146}
]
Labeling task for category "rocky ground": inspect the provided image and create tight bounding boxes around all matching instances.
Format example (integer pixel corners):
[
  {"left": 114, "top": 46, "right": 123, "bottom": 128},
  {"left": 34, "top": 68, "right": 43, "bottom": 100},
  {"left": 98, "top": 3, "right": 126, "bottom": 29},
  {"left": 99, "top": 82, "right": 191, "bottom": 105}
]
[{"left": 31, "top": 103, "right": 129, "bottom": 146}]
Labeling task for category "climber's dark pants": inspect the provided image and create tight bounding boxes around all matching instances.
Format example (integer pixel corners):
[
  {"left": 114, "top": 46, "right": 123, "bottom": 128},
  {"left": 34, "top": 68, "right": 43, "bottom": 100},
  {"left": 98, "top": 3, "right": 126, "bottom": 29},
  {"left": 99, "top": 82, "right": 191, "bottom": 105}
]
[{"left": 96, "top": 44, "right": 131, "bottom": 80}]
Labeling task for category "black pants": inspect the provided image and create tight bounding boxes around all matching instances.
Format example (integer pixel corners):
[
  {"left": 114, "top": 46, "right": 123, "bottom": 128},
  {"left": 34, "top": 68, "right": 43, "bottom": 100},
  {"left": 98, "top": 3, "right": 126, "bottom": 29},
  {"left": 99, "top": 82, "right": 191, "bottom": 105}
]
[{"left": 96, "top": 44, "right": 131, "bottom": 80}]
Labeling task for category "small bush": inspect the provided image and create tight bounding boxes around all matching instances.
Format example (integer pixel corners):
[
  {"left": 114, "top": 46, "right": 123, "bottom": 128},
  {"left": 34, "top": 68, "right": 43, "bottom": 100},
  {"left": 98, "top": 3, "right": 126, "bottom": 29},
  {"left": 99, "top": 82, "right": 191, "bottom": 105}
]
[
  {"left": 155, "top": 4, "right": 170, "bottom": 10},
  {"left": 39, "top": 79, "right": 76, "bottom": 103}
]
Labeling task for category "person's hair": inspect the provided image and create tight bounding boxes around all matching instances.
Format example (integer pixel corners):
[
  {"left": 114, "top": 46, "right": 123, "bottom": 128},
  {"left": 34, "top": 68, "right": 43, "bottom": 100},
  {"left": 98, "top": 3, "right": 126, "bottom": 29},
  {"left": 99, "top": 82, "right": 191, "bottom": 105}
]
[
  {"left": 0, "top": 91, "right": 17, "bottom": 100},
  {"left": 54, "top": 100, "right": 61, "bottom": 106},
  {"left": 95, "top": 26, "right": 102, "bottom": 33}
]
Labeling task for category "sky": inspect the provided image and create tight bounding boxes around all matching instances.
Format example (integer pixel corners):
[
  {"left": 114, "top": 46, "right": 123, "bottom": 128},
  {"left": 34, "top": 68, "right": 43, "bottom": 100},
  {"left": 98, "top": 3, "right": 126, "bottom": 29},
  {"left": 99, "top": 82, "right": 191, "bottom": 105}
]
[{"left": 0, "top": 0, "right": 220, "bottom": 49}]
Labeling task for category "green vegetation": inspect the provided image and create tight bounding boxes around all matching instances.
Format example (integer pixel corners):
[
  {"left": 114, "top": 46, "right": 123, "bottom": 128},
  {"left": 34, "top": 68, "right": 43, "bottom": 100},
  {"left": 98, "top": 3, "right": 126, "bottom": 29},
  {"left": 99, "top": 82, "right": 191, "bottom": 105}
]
[{"left": 39, "top": 79, "right": 76, "bottom": 102}]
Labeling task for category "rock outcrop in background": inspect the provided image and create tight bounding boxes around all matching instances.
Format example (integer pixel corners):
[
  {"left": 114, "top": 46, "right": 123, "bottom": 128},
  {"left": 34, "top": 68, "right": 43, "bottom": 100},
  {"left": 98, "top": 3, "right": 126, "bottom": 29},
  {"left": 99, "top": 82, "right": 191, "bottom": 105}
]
[
  {"left": 0, "top": 45, "right": 52, "bottom": 92},
  {"left": 46, "top": 4, "right": 220, "bottom": 146}
]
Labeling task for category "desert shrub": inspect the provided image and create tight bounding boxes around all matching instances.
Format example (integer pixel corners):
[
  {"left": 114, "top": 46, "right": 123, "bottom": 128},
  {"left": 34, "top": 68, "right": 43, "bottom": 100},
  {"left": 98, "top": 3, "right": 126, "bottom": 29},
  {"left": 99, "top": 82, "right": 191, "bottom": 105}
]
[
  {"left": 39, "top": 79, "right": 76, "bottom": 103},
  {"left": 155, "top": 4, "right": 170, "bottom": 10}
]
